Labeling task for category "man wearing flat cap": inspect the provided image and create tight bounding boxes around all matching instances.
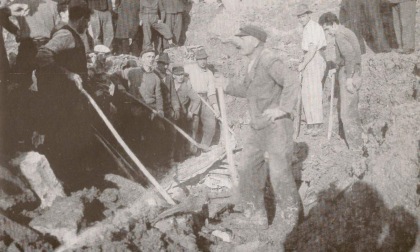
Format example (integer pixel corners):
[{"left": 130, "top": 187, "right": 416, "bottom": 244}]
[
  {"left": 117, "top": 48, "right": 165, "bottom": 159},
  {"left": 155, "top": 52, "right": 181, "bottom": 164},
  {"left": 296, "top": 4, "right": 327, "bottom": 136},
  {"left": 171, "top": 65, "right": 201, "bottom": 160},
  {"left": 184, "top": 48, "right": 220, "bottom": 152},
  {"left": 220, "top": 25, "right": 301, "bottom": 244}
]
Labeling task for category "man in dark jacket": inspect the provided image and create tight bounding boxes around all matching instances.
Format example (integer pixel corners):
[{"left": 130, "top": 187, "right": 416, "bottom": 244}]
[
  {"left": 155, "top": 52, "right": 181, "bottom": 163},
  {"left": 220, "top": 25, "right": 300, "bottom": 247},
  {"left": 35, "top": 2, "right": 95, "bottom": 192}
]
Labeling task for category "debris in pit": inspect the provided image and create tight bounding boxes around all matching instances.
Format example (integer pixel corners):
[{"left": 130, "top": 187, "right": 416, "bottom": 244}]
[
  {"left": 11, "top": 152, "right": 65, "bottom": 209},
  {"left": 29, "top": 194, "right": 84, "bottom": 243}
]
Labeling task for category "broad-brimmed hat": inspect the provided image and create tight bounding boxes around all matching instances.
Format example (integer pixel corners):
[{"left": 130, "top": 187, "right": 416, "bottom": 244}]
[
  {"left": 157, "top": 53, "right": 170, "bottom": 64},
  {"left": 141, "top": 48, "right": 155, "bottom": 57},
  {"left": 295, "top": 4, "right": 312, "bottom": 16},
  {"left": 195, "top": 49, "right": 208, "bottom": 60},
  {"left": 235, "top": 25, "right": 267, "bottom": 42},
  {"left": 172, "top": 66, "right": 185, "bottom": 75}
]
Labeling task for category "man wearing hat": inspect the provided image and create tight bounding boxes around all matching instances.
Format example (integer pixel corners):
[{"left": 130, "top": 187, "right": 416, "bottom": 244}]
[
  {"left": 220, "top": 25, "right": 300, "bottom": 244},
  {"left": 155, "top": 52, "right": 181, "bottom": 164},
  {"left": 118, "top": 48, "right": 165, "bottom": 160},
  {"left": 296, "top": 4, "right": 327, "bottom": 136},
  {"left": 171, "top": 65, "right": 201, "bottom": 160},
  {"left": 184, "top": 48, "right": 220, "bottom": 151}
]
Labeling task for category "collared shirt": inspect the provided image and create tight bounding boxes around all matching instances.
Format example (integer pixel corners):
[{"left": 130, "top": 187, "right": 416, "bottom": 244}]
[
  {"left": 184, "top": 62, "right": 217, "bottom": 104},
  {"left": 16, "top": 0, "right": 58, "bottom": 39},
  {"left": 162, "top": 0, "right": 185, "bottom": 14},
  {"left": 335, "top": 25, "right": 362, "bottom": 76},
  {"left": 174, "top": 78, "right": 201, "bottom": 115},
  {"left": 302, "top": 19, "right": 327, "bottom": 52}
]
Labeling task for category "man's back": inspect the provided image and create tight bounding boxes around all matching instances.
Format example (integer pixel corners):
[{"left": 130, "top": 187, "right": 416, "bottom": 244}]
[{"left": 335, "top": 25, "right": 362, "bottom": 71}]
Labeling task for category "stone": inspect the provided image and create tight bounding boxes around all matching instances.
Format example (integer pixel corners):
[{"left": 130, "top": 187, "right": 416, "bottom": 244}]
[
  {"left": 11, "top": 152, "right": 65, "bottom": 209},
  {"left": 29, "top": 196, "right": 84, "bottom": 242}
]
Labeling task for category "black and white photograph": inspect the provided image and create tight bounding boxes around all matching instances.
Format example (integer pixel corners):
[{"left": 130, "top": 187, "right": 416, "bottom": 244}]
[{"left": 0, "top": 0, "right": 419, "bottom": 251}]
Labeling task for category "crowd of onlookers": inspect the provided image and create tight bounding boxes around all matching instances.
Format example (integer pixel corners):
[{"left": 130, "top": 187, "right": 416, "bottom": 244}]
[{"left": 0, "top": 0, "right": 220, "bottom": 191}]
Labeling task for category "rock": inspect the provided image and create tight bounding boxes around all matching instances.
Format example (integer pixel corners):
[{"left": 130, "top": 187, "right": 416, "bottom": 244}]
[
  {"left": 6, "top": 242, "right": 21, "bottom": 252},
  {"left": 0, "top": 213, "right": 40, "bottom": 245},
  {"left": 11, "top": 152, "right": 65, "bottom": 209},
  {"left": 29, "top": 195, "right": 84, "bottom": 242},
  {"left": 212, "top": 230, "right": 231, "bottom": 242},
  {"left": 104, "top": 174, "right": 145, "bottom": 207}
]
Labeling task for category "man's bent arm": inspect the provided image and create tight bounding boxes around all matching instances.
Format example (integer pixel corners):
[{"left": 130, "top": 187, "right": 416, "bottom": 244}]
[{"left": 269, "top": 60, "right": 299, "bottom": 114}]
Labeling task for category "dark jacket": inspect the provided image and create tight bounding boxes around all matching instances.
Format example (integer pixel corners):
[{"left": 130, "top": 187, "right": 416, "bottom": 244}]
[
  {"left": 226, "top": 49, "right": 298, "bottom": 130},
  {"left": 162, "top": 0, "right": 185, "bottom": 14},
  {"left": 155, "top": 69, "right": 181, "bottom": 116},
  {"left": 115, "top": 0, "right": 141, "bottom": 39},
  {"left": 86, "top": 0, "right": 112, "bottom": 11},
  {"left": 335, "top": 25, "right": 362, "bottom": 76}
]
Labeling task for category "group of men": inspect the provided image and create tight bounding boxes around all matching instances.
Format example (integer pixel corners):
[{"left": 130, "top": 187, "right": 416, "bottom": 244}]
[
  {"left": 296, "top": 2, "right": 415, "bottom": 148},
  {"left": 114, "top": 47, "right": 220, "bottom": 165},
  {"left": 296, "top": 4, "right": 364, "bottom": 150},
  {"left": 85, "top": 0, "right": 186, "bottom": 54},
  {"left": 0, "top": 0, "right": 418, "bottom": 249}
]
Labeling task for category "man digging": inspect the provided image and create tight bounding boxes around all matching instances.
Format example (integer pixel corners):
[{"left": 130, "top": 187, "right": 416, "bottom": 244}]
[
  {"left": 319, "top": 12, "right": 364, "bottom": 151},
  {"left": 219, "top": 25, "right": 301, "bottom": 246}
]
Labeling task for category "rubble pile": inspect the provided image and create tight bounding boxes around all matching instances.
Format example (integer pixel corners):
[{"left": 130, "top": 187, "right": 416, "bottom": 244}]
[{"left": 0, "top": 1, "right": 419, "bottom": 251}]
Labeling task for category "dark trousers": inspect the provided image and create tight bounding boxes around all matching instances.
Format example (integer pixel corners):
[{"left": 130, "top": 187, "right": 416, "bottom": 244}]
[
  {"left": 338, "top": 67, "right": 363, "bottom": 149},
  {"left": 237, "top": 118, "right": 300, "bottom": 234},
  {"left": 118, "top": 38, "right": 141, "bottom": 56},
  {"left": 164, "top": 12, "right": 183, "bottom": 47},
  {"left": 142, "top": 13, "right": 173, "bottom": 49},
  {"left": 196, "top": 94, "right": 216, "bottom": 148},
  {"left": 90, "top": 10, "right": 114, "bottom": 48},
  {"left": 392, "top": 1, "right": 416, "bottom": 51}
]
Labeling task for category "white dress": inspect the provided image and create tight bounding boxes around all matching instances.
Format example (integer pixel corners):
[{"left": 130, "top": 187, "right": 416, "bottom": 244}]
[{"left": 301, "top": 19, "right": 327, "bottom": 125}]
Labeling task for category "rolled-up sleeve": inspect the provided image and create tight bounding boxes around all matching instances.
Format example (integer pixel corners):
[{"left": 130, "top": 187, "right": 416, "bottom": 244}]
[
  {"left": 187, "top": 81, "right": 201, "bottom": 115},
  {"left": 268, "top": 60, "right": 299, "bottom": 114},
  {"left": 207, "top": 72, "right": 217, "bottom": 105},
  {"left": 36, "top": 30, "right": 75, "bottom": 68}
]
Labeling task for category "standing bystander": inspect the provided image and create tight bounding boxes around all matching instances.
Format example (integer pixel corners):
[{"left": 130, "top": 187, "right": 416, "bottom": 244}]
[
  {"left": 319, "top": 12, "right": 364, "bottom": 150},
  {"left": 296, "top": 4, "right": 327, "bottom": 136},
  {"left": 184, "top": 48, "right": 220, "bottom": 152}
]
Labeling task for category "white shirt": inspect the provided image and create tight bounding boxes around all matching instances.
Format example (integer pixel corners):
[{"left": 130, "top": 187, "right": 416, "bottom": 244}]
[
  {"left": 302, "top": 19, "right": 327, "bottom": 52},
  {"left": 184, "top": 63, "right": 216, "bottom": 97}
]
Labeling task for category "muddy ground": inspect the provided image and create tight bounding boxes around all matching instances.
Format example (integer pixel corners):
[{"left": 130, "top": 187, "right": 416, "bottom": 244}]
[{"left": 1, "top": 0, "right": 419, "bottom": 251}]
